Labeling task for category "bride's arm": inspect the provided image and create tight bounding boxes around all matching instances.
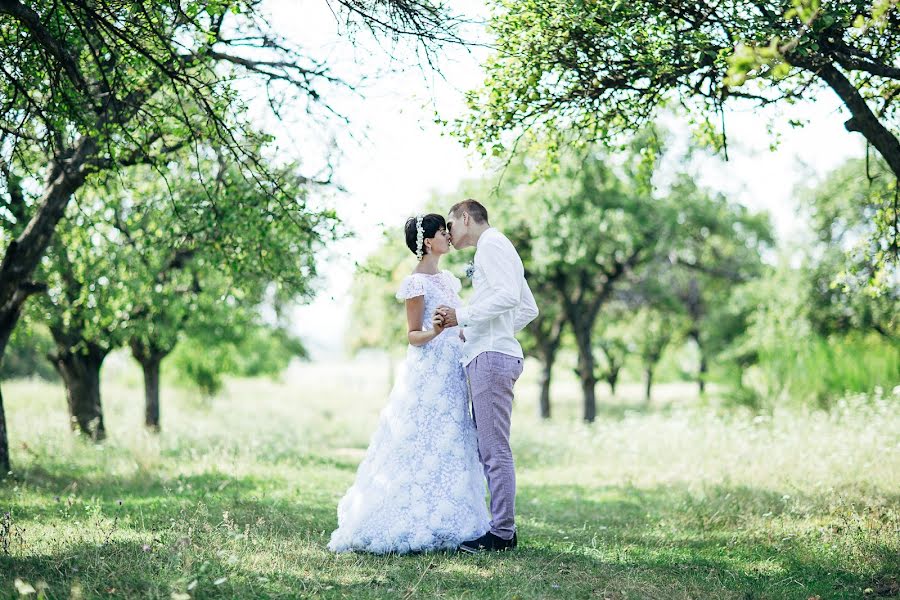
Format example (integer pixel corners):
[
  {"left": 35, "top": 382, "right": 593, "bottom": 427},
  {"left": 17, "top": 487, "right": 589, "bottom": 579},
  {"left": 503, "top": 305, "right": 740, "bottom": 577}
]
[{"left": 405, "top": 296, "right": 445, "bottom": 346}]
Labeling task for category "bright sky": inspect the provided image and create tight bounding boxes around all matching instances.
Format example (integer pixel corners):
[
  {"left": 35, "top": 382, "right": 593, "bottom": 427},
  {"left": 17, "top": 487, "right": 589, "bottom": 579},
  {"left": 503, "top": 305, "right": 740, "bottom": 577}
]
[{"left": 259, "top": 1, "right": 865, "bottom": 359}]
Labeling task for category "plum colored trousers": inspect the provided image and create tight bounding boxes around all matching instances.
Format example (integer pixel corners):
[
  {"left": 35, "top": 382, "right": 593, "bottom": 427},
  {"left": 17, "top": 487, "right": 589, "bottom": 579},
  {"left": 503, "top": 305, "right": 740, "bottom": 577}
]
[{"left": 466, "top": 351, "right": 524, "bottom": 540}]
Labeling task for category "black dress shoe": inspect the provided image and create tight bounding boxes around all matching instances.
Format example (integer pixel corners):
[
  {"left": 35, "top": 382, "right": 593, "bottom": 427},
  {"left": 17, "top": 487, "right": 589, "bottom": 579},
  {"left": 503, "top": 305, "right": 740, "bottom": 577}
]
[{"left": 458, "top": 532, "right": 518, "bottom": 553}]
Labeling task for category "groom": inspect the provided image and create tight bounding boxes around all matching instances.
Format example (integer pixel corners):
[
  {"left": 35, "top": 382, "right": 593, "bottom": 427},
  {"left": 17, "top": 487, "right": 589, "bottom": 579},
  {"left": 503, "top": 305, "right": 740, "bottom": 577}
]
[{"left": 436, "top": 199, "right": 539, "bottom": 553}]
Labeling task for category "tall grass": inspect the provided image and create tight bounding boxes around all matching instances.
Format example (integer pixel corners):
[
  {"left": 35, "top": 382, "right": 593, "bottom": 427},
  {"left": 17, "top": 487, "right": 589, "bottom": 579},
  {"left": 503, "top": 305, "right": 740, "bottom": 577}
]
[{"left": 747, "top": 333, "right": 900, "bottom": 409}]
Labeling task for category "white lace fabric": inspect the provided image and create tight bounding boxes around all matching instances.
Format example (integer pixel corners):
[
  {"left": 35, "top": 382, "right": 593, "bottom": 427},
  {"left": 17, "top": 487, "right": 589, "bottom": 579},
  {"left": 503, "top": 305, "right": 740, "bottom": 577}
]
[{"left": 328, "top": 270, "right": 490, "bottom": 554}]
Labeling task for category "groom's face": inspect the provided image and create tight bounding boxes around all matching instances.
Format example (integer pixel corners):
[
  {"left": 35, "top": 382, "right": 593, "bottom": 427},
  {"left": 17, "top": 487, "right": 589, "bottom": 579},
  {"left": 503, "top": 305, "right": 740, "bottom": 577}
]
[{"left": 447, "top": 211, "right": 467, "bottom": 249}]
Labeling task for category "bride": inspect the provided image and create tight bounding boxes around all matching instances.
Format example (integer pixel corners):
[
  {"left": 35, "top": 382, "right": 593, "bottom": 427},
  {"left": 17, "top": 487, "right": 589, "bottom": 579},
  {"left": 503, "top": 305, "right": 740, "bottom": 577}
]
[{"left": 328, "top": 213, "right": 490, "bottom": 554}]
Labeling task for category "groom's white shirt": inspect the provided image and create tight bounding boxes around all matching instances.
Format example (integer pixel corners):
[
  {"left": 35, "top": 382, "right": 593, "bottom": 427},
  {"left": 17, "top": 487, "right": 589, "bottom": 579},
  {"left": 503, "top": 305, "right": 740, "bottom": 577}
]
[{"left": 457, "top": 227, "right": 539, "bottom": 367}]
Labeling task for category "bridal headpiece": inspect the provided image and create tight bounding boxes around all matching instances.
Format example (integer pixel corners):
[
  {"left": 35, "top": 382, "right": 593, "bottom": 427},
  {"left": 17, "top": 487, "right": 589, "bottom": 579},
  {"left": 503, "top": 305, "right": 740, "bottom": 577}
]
[{"left": 414, "top": 215, "right": 425, "bottom": 261}]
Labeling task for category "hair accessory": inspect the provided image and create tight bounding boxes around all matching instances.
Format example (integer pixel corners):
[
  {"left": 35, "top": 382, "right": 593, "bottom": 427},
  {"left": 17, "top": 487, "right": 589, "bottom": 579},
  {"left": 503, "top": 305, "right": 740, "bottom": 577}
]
[{"left": 415, "top": 215, "right": 425, "bottom": 261}]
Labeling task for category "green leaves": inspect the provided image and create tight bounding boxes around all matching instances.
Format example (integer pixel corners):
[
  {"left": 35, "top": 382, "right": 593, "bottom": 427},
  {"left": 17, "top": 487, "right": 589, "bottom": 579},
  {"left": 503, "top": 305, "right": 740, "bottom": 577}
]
[
  {"left": 458, "top": 0, "right": 900, "bottom": 280},
  {"left": 798, "top": 156, "right": 899, "bottom": 327},
  {"left": 459, "top": 0, "right": 898, "bottom": 161},
  {"left": 23, "top": 140, "right": 337, "bottom": 394},
  {"left": 784, "top": 0, "right": 822, "bottom": 24},
  {"left": 724, "top": 39, "right": 785, "bottom": 87},
  {"left": 346, "top": 232, "right": 412, "bottom": 355}
]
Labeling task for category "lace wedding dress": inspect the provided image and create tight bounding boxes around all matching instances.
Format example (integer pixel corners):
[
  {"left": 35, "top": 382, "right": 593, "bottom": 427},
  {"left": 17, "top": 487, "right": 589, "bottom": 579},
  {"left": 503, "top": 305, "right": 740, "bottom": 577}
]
[{"left": 328, "top": 270, "right": 490, "bottom": 554}]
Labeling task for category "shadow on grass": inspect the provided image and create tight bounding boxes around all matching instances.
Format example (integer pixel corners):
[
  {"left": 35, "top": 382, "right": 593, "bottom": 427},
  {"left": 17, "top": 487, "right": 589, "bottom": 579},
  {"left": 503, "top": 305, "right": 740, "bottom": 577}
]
[
  {"left": 1, "top": 468, "right": 898, "bottom": 599},
  {"left": 0, "top": 465, "right": 338, "bottom": 536},
  {"left": 517, "top": 482, "right": 899, "bottom": 599}
]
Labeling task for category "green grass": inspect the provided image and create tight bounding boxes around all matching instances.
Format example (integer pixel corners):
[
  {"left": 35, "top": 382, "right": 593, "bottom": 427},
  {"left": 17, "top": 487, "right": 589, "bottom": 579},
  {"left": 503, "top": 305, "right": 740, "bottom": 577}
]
[
  {"left": 1, "top": 357, "right": 899, "bottom": 599},
  {"left": 750, "top": 333, "right": 900, "bottom": 410}
]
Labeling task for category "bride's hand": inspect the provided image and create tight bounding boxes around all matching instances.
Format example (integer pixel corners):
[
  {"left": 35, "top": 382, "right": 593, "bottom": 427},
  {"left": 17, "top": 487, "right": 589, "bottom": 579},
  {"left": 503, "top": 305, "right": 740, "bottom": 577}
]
[{"left": 431, "top": 313, "right": 445, "bottom": 335}]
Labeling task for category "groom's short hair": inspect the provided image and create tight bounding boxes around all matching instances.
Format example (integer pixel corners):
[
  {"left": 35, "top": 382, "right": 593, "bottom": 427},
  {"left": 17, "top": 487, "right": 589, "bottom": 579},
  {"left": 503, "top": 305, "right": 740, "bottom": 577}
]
[{"left": 449, "top": 199, "right": 489, "bottom": 224}]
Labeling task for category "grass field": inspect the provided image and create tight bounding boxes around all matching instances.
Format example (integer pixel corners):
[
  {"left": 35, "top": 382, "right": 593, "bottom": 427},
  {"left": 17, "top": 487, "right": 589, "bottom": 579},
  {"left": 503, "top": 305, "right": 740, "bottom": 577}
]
[{"left": 1, "top": 356, "right": 898, "bottom": 599}]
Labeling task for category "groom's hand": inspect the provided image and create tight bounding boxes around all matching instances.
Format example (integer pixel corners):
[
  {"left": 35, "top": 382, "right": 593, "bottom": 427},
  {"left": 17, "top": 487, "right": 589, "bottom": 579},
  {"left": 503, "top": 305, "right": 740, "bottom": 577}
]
[{"left": 436, "top": 305, "right": 459, "bottom": 328}]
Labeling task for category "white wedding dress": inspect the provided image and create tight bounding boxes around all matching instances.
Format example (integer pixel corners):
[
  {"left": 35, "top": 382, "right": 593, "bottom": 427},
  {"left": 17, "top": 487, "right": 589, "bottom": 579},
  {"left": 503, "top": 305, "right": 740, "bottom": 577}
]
[{"left": 328, "top": 270, "right": 490, "bottom": 554}]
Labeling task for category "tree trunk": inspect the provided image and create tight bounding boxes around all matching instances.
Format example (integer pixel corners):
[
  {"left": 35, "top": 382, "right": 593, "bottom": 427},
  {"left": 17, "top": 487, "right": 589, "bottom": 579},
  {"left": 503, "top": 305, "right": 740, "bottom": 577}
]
[
  {"left": 0, "top": 302, "right": 20, "bottom": 360},
  {"left": 644, "top": 366, "right": 654, "bottom": 406},
  {"left": 130, "top": 340, "right": 171, "bottom": 431},
  {"left": 0, "top": 320, "right": 14, "bottom": 474},
  {"left": 556, "top": 268, "right": 629, "bottom": 423},
  {"left": 141, "top": 355, "right": 161, "bottom": 431},
  {"left": 0, "top": 385, "right": 8, "bottom": 474},
  {"left": 538, "top": 349, "right": 556, "bottom": 419},
  {"left": 528, "top": 311, "right": 564, "bottom": 420},
  {"left": 736, "top": 364, "right": 746, "bottom": 389},
  {"left": 690, "top": 330, "right": 707, "bottom": 396},
  {"left": 53, "top": 342, "right": 108, "bottom": 441},
  {"left": 683, "top": 278, "right": 707, "bottom": 397},
  {"left": 606, "top": 367, "right": 620, "bottom": 397},
  {"left": 574, "top": 327, "right": 598, "bottom": 422},
  {"left": 698, "top": 351, "right": 708, "bottom": 395}
]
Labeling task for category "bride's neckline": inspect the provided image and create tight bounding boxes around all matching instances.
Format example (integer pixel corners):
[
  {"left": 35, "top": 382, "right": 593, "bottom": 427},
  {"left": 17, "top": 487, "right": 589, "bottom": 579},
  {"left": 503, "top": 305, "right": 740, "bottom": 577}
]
[{"left": 412, "top": 270, "right": 443, "bottom": 276}]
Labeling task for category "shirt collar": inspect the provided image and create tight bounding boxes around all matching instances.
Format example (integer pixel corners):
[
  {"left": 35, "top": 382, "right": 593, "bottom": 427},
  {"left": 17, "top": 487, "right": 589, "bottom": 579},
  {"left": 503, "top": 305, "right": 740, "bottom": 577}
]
[{"left": 476, "top": 227, "right": 497, "bottom": 248}]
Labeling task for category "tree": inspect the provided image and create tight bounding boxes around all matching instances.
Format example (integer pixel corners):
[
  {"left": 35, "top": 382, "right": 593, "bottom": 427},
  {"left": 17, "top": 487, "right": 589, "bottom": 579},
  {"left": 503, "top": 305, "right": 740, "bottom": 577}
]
[
  {"left": 29, "top": 150, "right": 334, "bottom": 436},
  {"left": 168, "top": 315, "right": 307, "bottom": 399},
  {"left": 722, "top": 262, "right": 814, "bottom": 407},
  {"left": 708, "top": 285, "right": 767, "bottom": 401},
  {"left": 664, "top": 176, "right": 774, "bottom": 394},
  {"left": 594, "top": 305, "right": 631, "bottom": 398},
  {"left": 0, "top": 0, "right": 344, "bottom": 363},
  {"left": 725, "top": 253, "right": 899, "bottom": 410},
  {"left": 34, "top": 221, "right": 124, "bottom": 440},
  {"left": 0, "top": 0, "right": 459, "bottom": 472},
  {"left": 120, "top": 153, "right": 331, "bottom": 429},
  {"left": 800, "top": 157, "right": 900, "bottom": 340},
  {"left": 615, "top": 257, "right": 689, "bottom": 405},
  {"left": 501, "top": 142, "right": 676, "bottom": 422},
  {"left": 459, "top": 0, "right": 900, "bottom": 276},
  {"left": 630, "top": 306, "right": 684, "bottom": 405},
  {"left": 596, "top": 337, "right": 628, "bottom": 397}
]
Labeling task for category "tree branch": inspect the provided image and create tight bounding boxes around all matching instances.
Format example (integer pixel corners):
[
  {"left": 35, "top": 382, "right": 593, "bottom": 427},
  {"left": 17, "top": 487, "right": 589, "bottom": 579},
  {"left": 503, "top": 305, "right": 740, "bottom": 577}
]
[
  {"left": 0, "top": 0, "right": 95, "bottom": 102},
  {"left": 793, "top": 55, "right": 900, "bottom": 179},
  {"left": 832, "top": 52, "right": 900, "bottom": 81}
]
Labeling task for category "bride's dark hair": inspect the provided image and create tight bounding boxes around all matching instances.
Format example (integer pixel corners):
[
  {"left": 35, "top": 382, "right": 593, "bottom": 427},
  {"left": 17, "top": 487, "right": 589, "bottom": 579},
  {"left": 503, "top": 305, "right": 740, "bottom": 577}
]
[{"left": 404, "top": 214, "right": 446, "bottom": 256}]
